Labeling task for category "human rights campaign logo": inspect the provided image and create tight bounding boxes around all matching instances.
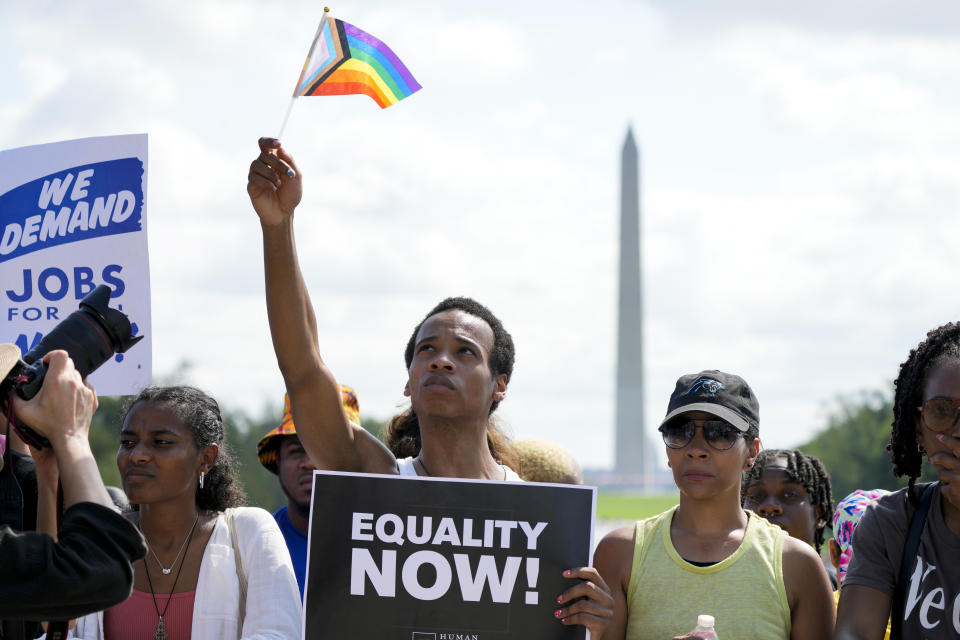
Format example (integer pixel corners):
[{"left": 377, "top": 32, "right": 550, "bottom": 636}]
[{"left": 0, "top": 158, "right": 144, "bottom": 263}]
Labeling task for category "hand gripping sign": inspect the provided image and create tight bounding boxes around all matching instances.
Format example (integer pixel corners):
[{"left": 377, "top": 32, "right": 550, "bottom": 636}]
[
  {"left": 0, "top": 134, "right": 151, "bottom": 395},
  {"left": 304, "top": 472, "right": 595, "bottom": 640}
]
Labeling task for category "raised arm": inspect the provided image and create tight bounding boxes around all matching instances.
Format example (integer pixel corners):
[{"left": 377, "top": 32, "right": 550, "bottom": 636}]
[
  {"left": 247, "top": 137, "right": 396, "bottom": 473},
  {"left": 781, "top": 536, "right": 835, "bottom": 640}
]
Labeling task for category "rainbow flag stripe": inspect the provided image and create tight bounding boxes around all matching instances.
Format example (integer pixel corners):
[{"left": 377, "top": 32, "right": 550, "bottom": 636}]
[{"left": 293, "top": 16, "right": 421, "bottom": 109}]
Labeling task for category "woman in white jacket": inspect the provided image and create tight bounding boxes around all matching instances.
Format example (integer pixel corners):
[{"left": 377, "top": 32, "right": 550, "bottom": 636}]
[{"left": 71, "top": 386, "right": 301, "bottom": 639}]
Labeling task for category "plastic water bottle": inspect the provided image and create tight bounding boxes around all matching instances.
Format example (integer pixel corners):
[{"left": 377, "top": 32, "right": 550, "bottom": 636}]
[{"left": 687, "top": 614, "right": 719, "bottom": 639}]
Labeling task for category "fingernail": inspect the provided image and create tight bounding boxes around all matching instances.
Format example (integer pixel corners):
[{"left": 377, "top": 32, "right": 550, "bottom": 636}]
[
  {"left": 936, "top": 433, "right": 944, "bottom": 440},
  {"left": 563, "top": 570, "right": 571, "bottom": 576},
  {"left": 561, "top": 618, "right": 567, "bottom": 624},
  {"left": 554, "top": 609, "right": 562, "bottom": 617},
  {"left": 286, "top": 169, "right": 295, "bottom": 178}
]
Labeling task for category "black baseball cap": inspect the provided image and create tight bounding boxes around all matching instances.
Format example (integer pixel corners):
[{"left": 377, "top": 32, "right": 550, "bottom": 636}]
[{"left": 659, "top": 370, "right": 759, "bottom": 433}]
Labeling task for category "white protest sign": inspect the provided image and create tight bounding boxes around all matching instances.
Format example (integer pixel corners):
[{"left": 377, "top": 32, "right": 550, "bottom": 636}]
[{"left": 0, "top": 134, "right": 151, "bottom": 394}]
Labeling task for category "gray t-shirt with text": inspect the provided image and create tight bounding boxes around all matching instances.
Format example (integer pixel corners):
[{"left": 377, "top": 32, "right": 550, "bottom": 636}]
[{"left": 845, "top": 484, "right": 960, "bottom": 638}]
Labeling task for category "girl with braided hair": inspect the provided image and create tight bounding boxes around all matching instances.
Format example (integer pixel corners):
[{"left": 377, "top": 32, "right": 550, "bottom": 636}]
[
  {"left": 836, "top": 322, "right": 960, "bottom": 639},
  {"left": 741, "top": 449, "right": 836, "bottom": 586},
  {"left": 742, "top": 449, "right": 834, "bottom": 554}
]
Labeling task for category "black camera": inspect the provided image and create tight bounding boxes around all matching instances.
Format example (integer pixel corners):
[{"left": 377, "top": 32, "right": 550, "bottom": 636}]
[{"left": 0, "top": 285, "right": 143, "bottom": 449}]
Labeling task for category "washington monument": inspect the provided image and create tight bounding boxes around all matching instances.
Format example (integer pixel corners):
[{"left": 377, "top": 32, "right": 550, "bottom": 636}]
[{"left": 614, "top": 127, "right": 648, "bottom": 482}]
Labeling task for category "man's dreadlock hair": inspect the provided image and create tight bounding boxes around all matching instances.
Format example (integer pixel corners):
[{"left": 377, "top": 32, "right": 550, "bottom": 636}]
[
  {"left": 890, "top": 322, "right": 960, "bottom": 502},
  {"left": 742, "top": 448, "right": 834, "bottom": 553}
]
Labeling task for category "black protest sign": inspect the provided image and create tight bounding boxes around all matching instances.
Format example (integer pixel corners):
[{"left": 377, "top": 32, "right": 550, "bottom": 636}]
[{"left": 304, "top": 471, "right": 595, "bottom": 640}]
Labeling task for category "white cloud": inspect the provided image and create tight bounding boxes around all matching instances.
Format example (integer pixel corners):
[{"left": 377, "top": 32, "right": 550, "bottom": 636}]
[
  {"left": 719, "top": 28, "right": 960, "bottom": 144},
  {"left": 3, "top": 0, "right": 960, "bottom": 471}
]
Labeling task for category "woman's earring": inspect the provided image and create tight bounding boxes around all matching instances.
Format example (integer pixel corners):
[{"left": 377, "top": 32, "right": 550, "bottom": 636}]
[{"left": 199, "top": 471, "right": 205, "bottom": 489}]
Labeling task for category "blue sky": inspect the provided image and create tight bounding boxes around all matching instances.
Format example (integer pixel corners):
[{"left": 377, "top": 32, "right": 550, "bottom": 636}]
[{"left": 2, "top": 1, "right": 959, "bottom": 468}]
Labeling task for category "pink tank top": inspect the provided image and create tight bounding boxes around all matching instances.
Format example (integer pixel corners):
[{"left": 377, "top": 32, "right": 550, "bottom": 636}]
[{"left": 103, "top": 589, "right": 196, "bottom": 639}]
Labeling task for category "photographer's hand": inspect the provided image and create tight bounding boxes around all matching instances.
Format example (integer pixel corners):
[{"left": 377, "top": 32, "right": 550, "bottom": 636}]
[{"left": 11, "top": 350, "right": 113, "bottom": 510}]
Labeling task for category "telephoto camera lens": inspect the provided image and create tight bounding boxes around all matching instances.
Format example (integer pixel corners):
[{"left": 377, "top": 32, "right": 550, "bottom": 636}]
[{"left": 0, "top": 285, "right": 143, "bottom": 448}]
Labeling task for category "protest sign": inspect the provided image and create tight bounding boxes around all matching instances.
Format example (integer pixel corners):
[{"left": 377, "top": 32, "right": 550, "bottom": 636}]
[
  {"left": 0, "top": 134, "right": 151, "bottom": 394},
  {"left": 304, "top": 471, "right": 595, "bottom": 640}
]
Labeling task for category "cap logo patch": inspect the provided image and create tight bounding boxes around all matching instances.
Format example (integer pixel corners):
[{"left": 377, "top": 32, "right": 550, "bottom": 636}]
[{"left": 684, "top": 377, "right": 724, "bottom": 396}]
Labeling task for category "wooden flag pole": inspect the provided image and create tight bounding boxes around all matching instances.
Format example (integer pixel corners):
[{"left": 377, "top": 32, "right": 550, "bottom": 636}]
[
  {"left": 278, "top": 97, "right": 296, "bottom": 140},
  {"left": 278, "top": 6, "right": 331, "bottom": 139}
]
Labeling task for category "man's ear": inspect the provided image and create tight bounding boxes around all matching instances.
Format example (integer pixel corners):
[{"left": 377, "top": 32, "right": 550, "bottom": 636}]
[
  {"left": 492, "top": 374, "right": 507, "bottom": 403},
  {"left": 403, "top": 380, "right": 411, "bottom": 398},
  {"left": 828, "top": 539, "right": 841, "bottom": 572}
]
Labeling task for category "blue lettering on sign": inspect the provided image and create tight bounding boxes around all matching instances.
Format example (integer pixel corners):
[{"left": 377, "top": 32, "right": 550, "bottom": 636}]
[
  {"left": 5, "top": 265, "right": 125, "bottom": 302},
  {"left": 15, "top": 332, "right": 42, "bottom": 354},
  {"left": 8, "top": 290, "right": 138, "bottom": 360},
  {"left": 0, "top": 158, "right": 144, "bottom": 263}
]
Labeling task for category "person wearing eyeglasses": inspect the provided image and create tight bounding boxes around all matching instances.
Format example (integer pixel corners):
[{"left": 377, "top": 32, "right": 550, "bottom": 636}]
[
  {"left": 836, "top": 323, "right": 960, "bottom": 640},
  {"left": 593, "top": 370, "right": 834, "bottom": 640}
]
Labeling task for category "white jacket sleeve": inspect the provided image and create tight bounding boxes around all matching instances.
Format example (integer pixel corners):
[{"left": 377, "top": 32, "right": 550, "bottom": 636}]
[{"left": 234, "top": 507, "right": 303, "bottom": 640}]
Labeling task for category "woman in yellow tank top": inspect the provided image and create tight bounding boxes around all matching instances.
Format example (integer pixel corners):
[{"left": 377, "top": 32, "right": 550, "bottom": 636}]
[{"left": 594, "top": 370, "right": 834, "bottom": 639}]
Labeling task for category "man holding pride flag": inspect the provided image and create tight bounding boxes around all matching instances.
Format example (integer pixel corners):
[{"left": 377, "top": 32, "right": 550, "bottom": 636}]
[{"left": 246, "top": 137, "right": 613, "bottom": 637}]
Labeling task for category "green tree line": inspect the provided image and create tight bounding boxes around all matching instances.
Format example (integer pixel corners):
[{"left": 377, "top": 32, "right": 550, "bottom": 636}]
[
  {"left": 799, "top": 388, "right": 937, "bottom": 502},
  {"left": 83, "top": 380, "right": 930, "bottom": 510}
]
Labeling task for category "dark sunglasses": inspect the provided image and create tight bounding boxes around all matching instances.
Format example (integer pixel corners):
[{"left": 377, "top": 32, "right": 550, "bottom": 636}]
[
  {"left": 659, "top": 419, "right": 744, "bottom": 450},
  {"left": 917, "top": 397, "right": 960, "bottom": 433}
]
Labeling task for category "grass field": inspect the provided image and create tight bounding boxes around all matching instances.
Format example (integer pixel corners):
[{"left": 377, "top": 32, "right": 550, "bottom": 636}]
[{"left": 596, "top": 492, "right": 680, "bottom": 521}]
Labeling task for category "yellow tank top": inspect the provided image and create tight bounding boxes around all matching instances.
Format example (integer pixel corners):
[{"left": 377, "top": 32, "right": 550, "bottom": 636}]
[{"left": 625, "top": 506, "right": 791, "bottom": 640}]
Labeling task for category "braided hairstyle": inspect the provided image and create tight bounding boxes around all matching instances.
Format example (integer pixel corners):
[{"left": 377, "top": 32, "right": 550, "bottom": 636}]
[
  {"left": 742, "top": 448, "right": 834, "bottom": 553},
  {"left": 890, "top": 322, "right": 960, "bottom": 500},
  {"left": 384, "top": 297, "right": 518, "bottom": 471},
  {"left": 122, "top": 386, "right": 246, "bottom": 512}
]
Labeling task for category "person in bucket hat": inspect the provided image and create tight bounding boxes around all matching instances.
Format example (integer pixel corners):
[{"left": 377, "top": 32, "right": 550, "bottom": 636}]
[{"left": 257, "top": 385, "right": 360, "bottom": 598}]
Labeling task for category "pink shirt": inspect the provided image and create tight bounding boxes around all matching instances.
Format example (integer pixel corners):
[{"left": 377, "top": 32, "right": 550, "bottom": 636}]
[{"left": 103, "top": 589, "right": 195, "bottom": 639}]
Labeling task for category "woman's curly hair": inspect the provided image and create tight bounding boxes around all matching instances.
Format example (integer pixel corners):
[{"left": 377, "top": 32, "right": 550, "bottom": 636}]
[{"left": 889, "top": 322, "right": 960, "bottom": 502}]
